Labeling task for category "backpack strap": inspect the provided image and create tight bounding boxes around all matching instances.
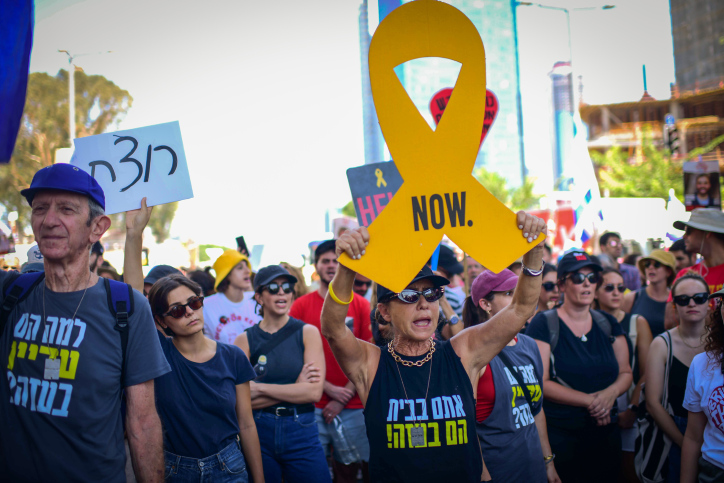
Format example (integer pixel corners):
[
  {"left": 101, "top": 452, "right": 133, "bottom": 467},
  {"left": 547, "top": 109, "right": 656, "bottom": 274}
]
[
  {"left": 591, "top": 309, "right": 615, "bottom": 344},
  {"left": 104, "top": 278, "right": 134, "bottom": 385},
  {"left": 544, "top": 309, "right": 559, "bottom": 353},
  {"left": 0, "top": 272, "right": 45, "bottom": 336}
]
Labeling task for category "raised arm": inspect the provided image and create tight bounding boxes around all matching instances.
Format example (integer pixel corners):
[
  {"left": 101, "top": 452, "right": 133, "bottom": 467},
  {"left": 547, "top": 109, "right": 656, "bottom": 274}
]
[
  {"left": 321, "top": 227, "right": 380, "bottom": 405},
  {"left": 123, "top": 197, "right": 153, "bottom": 293},
  {"left": 452, "top": 212, "right": 546, "bottom": 375}
]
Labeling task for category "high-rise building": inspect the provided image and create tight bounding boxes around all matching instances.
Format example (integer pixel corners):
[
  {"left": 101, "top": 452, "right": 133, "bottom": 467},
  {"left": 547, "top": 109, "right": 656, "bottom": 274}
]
[
  {"left": 550, "top": 62, "right": 574, "bottom": 188},
  {"left": 359, "top": 0, "right": 385, "bottom": 165},
  {"left": 669, "top": 0, "right": 724, "bottom": 91},
  {"left": 398, "top": 0, "right": 526, "bottom": 187}
]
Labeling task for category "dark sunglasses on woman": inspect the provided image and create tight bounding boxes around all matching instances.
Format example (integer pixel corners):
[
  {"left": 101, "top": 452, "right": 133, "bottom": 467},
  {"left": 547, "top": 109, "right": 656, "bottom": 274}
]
[
  {"left": 673, "top": 292, "right": 709, "bottom": 306},
  {"left": 603, "top": 284, "right": 626, "bottom": 293},
  {"left": 163, "top": 296, "right": 204, "bottom": 319},
  {"left": 567, "top": 272, "right": 599, "bottom": 285},
  {"left": 265, "top": 282, "right": 294, "bottom": 295},
  {"left": 644, "top": 260, "right": 662, "bottom": 269},
  {"left": 387, "top": 287, "right": 445, "bottom": 304},
  {"left": 542, "top": 281, "right": 557, "bottom": 292}
]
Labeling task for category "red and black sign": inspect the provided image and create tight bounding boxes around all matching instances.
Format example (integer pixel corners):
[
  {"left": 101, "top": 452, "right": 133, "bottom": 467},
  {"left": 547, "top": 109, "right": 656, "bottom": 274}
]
[{"left": 429, "top": 88, "right": 499, "bottom": 149}]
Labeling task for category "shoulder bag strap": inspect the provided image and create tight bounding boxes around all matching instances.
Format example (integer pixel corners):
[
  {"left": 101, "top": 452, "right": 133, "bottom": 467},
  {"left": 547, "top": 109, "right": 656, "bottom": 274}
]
[
  {"left": 249, "top": 319, "right": 304, "bottom": 366},
  {"left": 661, "top": 331, "right": 673, "bottom": 409},
  {"left": 497, "top": 350, "right": 534, "bottom": 408}
]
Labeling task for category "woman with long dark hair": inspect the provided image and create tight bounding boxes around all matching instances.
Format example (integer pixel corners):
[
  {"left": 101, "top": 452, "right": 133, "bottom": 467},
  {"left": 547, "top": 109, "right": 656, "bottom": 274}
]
[{"left": 681, "top": 285, "right": 724, "bottom": 481}]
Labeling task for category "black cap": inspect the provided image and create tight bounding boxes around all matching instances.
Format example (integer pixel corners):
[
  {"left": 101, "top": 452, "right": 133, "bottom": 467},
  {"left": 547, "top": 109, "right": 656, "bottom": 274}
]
[
  {"left": 253, "top": 265, "right": 298, "bottom": 291},
  {"left": 314, "top": 240, "right": 336, "bottom": 263},
  {"left": 144, "top": 265, "right": 182, "bottom": 285},
  {"left": 91, "top": 241, "right": 104, "bottom": 255},
  {"left": 557, "top": 251, "right": 602, "bottom": 279},
  {"left": 432, "top": 245, "right": 463, "bottom": 275},
  {"left": 377, "top": 266, "right": 449, "bottom": 303}
]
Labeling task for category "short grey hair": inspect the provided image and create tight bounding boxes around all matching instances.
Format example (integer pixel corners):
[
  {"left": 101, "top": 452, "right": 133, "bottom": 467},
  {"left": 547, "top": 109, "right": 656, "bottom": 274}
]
[{"left": 87, "top": 197, "right": 105, "bottom": 226}]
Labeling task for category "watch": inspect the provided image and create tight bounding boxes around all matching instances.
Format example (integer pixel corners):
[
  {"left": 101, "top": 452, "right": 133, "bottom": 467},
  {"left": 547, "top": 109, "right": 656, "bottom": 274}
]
[{"left": 449, "top": 315, "right": 460, "bottom": 325}]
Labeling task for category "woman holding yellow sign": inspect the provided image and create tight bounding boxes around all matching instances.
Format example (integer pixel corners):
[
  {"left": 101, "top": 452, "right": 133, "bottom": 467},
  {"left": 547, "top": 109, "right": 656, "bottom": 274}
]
[{"left": 321, "top": 211, "right": 546, "bottom": 482}]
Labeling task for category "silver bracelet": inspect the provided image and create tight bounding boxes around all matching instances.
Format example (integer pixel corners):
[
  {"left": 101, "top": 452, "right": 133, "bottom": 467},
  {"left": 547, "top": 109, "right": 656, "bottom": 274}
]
[{"left": 521, "top": 261, "right": 545, "bottom": 277}]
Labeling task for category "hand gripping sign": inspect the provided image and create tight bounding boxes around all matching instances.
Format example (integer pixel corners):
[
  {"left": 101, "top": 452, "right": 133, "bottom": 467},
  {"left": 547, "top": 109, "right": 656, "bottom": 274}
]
[{"left": 338, "top": 0, "right": 543, "bottom": 292}]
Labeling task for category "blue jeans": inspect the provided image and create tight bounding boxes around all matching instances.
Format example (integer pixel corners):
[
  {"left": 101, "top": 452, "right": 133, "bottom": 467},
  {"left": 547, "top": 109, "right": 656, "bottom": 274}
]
[
  {"left": 315, "top": 408, "right": 370, "bottom": 462},
  {"left": 164, "top": 439, "right": 248, "bottom": 483},
  {"left": 253, "top": 409, "right": 332, "bottom": 483}
]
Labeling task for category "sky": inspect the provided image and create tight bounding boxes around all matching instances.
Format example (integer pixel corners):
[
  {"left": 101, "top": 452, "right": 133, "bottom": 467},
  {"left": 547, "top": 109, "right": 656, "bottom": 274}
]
[{"left": 29, "top": 0, "right": 675, "bottom": 266}]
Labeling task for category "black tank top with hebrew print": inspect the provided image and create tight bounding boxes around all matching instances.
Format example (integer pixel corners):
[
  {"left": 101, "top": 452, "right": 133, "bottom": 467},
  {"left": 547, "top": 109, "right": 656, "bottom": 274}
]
[{"left": 364, "top": 339, "right": 482, "bottom": 482}]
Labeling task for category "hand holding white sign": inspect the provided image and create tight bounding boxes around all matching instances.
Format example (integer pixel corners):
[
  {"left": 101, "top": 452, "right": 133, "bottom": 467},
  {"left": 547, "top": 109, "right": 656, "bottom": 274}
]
[{"left": 71, "top": 121, "right": 193, "bottom": 214}]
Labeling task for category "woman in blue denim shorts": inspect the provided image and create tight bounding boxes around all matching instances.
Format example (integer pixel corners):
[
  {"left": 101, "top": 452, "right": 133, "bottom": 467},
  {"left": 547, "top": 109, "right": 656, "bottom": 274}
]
[
  {"left": 149, "top": 274, "right": 265, "bottom": 482},
  {"left": 235, "top": 265, "right": 331, "bottom": 483}
]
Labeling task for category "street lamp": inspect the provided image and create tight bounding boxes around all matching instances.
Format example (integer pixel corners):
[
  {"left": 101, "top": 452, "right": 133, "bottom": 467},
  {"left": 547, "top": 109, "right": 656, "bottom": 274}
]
[
  {"left": 514, "top": 3, "right": 615, "bottom": 113},
  {"left": 58, "top": 50, "right": 112, "bottom": 146}
]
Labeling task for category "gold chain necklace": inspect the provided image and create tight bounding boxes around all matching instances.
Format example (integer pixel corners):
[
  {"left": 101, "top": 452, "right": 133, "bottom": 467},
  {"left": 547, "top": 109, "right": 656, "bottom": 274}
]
[
  {"left": 388, "top": 337, "right": 435, "bottom": 367},
  {"left": 678, "top": 328, "right": 705, "bottom": 350}
]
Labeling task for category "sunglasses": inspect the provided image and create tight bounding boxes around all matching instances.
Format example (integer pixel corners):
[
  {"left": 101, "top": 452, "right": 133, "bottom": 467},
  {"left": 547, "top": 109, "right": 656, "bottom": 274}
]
[
  {"left": 387, "top": 287, "right": 445, "bottom": 304},
  {"left": 265, "top": 282, "right": 294, "bottom": 295},
  {"left": 542, "top": 281, "right": 557, "bottom": 292},
  {"left": 603, "top": 284, "right": 626, "bottom": 293},
  {"left": 163, "top": 296, "right": 204, "bottom": 319},
  {"left": 354, "top": 279, "right": 371, "bottom": 287},
  {"left": 673, "top": 292, "right": 709, "bottom": 307},
  {"left": 567, "top": 272, "right": 599, "bottom": 285},
  {"left": 644, "top": 260, "right": 662, "bottom": 269}
]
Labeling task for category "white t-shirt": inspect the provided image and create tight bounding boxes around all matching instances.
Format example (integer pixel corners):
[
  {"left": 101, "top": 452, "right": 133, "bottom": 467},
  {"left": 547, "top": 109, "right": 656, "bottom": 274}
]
[
  {"left": 683, "top": 351, "right": 724, "bottom": 470},
  {"left": 203, "top": 291, "right": 261, "bottom": 344}
]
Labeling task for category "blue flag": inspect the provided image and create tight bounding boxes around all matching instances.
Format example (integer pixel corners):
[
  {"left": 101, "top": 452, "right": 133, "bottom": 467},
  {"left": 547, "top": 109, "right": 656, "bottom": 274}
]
[{"left": 0, "top": 0, "right": 34, "bottom": 164}]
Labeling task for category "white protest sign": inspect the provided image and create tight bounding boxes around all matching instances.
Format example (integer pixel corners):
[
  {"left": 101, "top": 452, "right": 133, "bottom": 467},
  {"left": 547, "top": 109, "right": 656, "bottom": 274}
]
[{"left": 71, "top": 121, "right": 193, "bottom": 214}]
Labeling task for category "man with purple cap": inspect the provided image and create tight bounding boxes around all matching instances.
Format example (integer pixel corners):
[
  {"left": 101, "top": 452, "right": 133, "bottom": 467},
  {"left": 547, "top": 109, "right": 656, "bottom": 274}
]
[{"left": 0, "top": 164, "right": 170, "bottom": 482}]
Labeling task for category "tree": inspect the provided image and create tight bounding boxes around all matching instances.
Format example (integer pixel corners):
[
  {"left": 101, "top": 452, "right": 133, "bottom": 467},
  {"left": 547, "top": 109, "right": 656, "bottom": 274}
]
[
  {"left": 0, "top": 69, "right": 133, "bottom": 229},
  {"left": 472, "top": 167, "right": 542, "bottom": 212},
  {"left": 591, "top": 128, "right": 684, "bottom": 201},
  {"left": 147, "top": 201, "right": 178, "bottom": 243}
]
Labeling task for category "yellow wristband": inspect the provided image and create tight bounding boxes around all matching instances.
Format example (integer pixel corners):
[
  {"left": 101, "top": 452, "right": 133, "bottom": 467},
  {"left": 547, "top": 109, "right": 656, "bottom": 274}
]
[{"left": 328, "top": 283, "right": 353, "bottom": 305}]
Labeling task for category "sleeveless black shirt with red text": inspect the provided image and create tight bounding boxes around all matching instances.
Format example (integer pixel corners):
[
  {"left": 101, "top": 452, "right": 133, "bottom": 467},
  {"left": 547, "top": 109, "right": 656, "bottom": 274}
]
[{"left": 364, "top": 339, "right": 482, "bottom": 482}]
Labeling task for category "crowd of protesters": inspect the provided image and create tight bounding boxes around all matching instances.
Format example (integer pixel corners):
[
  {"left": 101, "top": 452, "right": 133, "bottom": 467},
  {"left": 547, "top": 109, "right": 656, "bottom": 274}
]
[{"left": 2, "top": 164, "right": 724, "bottom": 483}]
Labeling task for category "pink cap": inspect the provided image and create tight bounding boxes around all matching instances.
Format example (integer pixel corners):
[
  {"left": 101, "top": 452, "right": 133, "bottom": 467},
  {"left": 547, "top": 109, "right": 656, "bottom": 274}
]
[{"left": 471, "top": 269, "right": 518, "bottom": 304}]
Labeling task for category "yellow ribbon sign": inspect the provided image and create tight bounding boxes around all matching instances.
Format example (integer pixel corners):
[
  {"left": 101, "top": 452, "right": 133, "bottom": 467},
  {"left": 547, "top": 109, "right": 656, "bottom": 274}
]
[
  {"left": 375, "top": 168, "right": 387, "bottom": 188},
  {"left": 339, "top": 0, "right": 543, "bottom": 292}
]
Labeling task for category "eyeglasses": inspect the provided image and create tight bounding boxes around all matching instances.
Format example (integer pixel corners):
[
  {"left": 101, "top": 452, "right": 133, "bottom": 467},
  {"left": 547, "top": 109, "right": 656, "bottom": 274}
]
[
  {"left": 163, "top": 296, "right": 204, "bottom": 318},
  {"left": 354, "top": 279, "right": 371, "bottom": 287},
  {"left": 603, "top": 284, "right": 626, "bottom": 293},
  {"left": 608, "top": 240, "right": 620, "bottom": 247},
  {"left": 644, "top": 260, "right": 662, "bottom": 269},
  {"left": 542, "top": 281, "right": 557, "bottom": 292},
  {"left": 265, "top": 282, "right": 294, "bottom": 295},
  {"left": 567, "top": 272, "right": 599, "bottom": 285},
  {"left": 386, "top": 287, "right": 445, "bottom": 304},
  {"left": 673, "top": 293, "right": 709, "bottom": 307}
]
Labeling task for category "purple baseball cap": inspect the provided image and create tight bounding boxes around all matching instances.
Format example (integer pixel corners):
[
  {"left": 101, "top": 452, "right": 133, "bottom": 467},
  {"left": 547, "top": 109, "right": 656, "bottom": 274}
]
[
  {"left": 21, "top": 164, "right": 105, "bottom": 210},
  {"left": 471, "top": 269, "right": 518, "bottom": 304}
]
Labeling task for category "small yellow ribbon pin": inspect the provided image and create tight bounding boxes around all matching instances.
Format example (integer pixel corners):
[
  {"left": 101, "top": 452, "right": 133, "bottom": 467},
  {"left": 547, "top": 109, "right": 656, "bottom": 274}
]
[
  {"left": 339, "top": 0, "right": 542, "bottom": 292},
  {"left": 375, "top": 168, "right": 387, "bottom": 188}
]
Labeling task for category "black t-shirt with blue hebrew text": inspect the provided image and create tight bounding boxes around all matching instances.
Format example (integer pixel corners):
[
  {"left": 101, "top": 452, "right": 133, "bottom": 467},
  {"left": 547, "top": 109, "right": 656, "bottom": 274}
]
[{"left": 364, "top": 339, "right": 482, "bottom": 482}]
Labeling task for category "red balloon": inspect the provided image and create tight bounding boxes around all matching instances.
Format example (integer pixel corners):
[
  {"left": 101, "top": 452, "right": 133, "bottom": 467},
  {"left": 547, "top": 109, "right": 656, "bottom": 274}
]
[{"left": 429, "top": 88, "right": 499, "bottom": 149}]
